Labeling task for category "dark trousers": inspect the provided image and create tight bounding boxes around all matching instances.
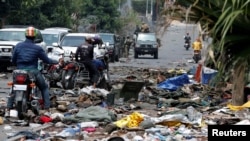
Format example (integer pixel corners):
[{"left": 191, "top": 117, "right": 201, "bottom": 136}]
[{"left": 81, "top": 61, "right": 99, "bottom": 84}]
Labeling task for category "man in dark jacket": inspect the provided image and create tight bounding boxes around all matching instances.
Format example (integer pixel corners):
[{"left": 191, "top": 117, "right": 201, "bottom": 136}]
[
  {"left": 6, "top": 26, "right": 58, "bottom": 117},
  {"left": 75, "top": 36, "right": 99, "bottom": 88}
]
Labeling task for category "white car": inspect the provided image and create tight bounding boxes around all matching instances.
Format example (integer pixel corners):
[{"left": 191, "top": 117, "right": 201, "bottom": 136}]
[
  {"left": 0, "top": 28, "right": 46, "bottom": 70},
  {"left": 55, "top": 33, "right": 106, "bottom": 61},
  {"left": 41, "top": 30, "right": 68, "bottom": 62}
]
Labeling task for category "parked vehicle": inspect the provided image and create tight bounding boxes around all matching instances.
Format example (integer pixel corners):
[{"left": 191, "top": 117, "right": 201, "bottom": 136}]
[
  {"left": 134, "top": 32, "right": 159, "bottom": 59},
  {"left": 98, "top": 33, "right": 121, "bottom": 62},
  {"left": 0, "top": 28, "right": 46, "bottom": 71},
  {"left": 54, "top": 33, "right": 99, "bottom": 62},
  {"left": 41, "top": 30, "right": 67, "bottom": 62},
  {"left": 41, "top": 30, "right": 68, "bottom": 46},
  {"left": 44, "top": 27, "right": 72, "bottom": 33}
]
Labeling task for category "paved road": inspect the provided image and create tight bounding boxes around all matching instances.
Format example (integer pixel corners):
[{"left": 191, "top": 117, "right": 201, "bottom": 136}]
[
  {"left": 0, "top": 21, "right": 201, "bottom": 140},
  {"left": 111, "top": 22, "right": 200, "bottom": 69}
]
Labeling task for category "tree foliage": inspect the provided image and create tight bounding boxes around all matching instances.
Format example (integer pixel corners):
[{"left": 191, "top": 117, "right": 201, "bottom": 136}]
[
  {"left": 81, "top": 0, "right": 121, "bottom": 32},
  {"left": 1, "top": 0, "right": 122, "bottom": 32}
]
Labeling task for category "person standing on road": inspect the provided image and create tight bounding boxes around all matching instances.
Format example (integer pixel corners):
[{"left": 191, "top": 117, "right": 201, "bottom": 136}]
[
  {"left": 5, "top": 26, "right": 58, "bottom": 117},
  {"left": 123, "top": 36, "right": 133, "bottom": 58},
  {"left": 75, "top": 36, "right": 100, "bottom": 89}
]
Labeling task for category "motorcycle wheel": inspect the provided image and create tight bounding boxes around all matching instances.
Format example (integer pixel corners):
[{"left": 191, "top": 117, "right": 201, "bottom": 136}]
[
  {"left": 62, "top": 70, "right": 77, "bottom": 89},
  {"left": 16, "top": 95, "right": 28, "bottom": 120},
  {"left": 193, "top": 55, "right": 200, "bottom": 63}
]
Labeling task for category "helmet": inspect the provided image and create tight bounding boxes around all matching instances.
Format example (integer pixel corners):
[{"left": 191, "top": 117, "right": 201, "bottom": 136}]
[
  {"left": 85, "top": 36, "right": 93, "bottom": 43},
  {"left": 186, "top": 32, "right": 189, "bottom": 35},
  {"left": 25, "top": 26, "right": 37, "bottom": 38},
  {"left": 196, "top": 38, "right": 201, "bottom": 42}
]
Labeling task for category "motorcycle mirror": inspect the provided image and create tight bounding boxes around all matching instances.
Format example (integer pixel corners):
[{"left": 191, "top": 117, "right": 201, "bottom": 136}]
[
  {"left": 52, "top": 42, "right": 63, "bottom": 49},
  {"left": 58, "top": 46, "right": 63, "bottom": 49}
]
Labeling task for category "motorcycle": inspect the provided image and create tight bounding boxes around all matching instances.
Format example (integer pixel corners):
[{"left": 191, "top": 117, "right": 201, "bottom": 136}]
[
  {"left": 44, "top": 44, "right": 65, "bottom": 88},
  {"left": 193, "top": 50, "right": 201, "bottom": 63},
  {"left": 184, "top": 42, "right": 190, "bottom": 50},
  {"left": 44, "top": 58, "right": 65, "bottom": 88},
  {"left": 61, "top": 46, "right": 110, "bottom": 90},
  {"left": 7, "top": 70, "right": 45, "bottom": 119}
]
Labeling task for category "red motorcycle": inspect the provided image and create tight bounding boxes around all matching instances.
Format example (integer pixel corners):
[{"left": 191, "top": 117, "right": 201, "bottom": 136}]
[{"left": 44, "top": 58, "right": 65, "bottom": 88}]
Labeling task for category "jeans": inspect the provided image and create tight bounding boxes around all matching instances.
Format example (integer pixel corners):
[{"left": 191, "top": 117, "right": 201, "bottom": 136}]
[
  {"left": 81, "top": 61, "right": 100, "bottom": 84},
  {"left": 7, "top": 69, "right": 50, "bottom": 109}
]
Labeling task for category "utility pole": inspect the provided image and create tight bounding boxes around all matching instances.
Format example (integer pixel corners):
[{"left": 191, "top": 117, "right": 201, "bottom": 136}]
[
  {"left": 119, "top": 0, "right": 121, "bottom": 11},
  {"left": 146, "top": 0, "right": 148, "bottom": 17},
  {"left": 150, "top": 0, "right": 153, "bottom": 16}
]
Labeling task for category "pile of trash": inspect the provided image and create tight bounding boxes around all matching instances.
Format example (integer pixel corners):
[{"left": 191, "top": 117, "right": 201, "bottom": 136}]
[{"left": 1, "top": 66, "right": 250, "bottom": 141}]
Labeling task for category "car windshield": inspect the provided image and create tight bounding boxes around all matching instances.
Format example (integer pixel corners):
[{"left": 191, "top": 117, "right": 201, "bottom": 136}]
[
  {"left": 0, "top": 31, "right": 25, "bottom": 41},
  {"left": 99, "top": 34, "right": 114, "bottom": 44},
  {"left": 42, "top": 33, "right": 59, "bottom": 46},
  {"left": 61, "top": 36, "right": 85, "bottom": 47},
  {"left": 137, "top": 34, "right": 156, "bottom": 42}
]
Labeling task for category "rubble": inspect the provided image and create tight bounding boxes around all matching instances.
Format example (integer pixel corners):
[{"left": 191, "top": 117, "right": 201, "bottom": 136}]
[{"left": 1, "top": 66, "right": 250, "bottom": 141}]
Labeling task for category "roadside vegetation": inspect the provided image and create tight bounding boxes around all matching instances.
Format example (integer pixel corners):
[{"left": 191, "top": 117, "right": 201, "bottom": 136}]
[{"left": 162, "top": 0, "right": 250, "bottom": 105}]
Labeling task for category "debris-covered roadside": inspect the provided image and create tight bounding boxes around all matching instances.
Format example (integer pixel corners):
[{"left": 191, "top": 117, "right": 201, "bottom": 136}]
[{"left": 1, "top": 66, "right": 250, "bottom": 141}]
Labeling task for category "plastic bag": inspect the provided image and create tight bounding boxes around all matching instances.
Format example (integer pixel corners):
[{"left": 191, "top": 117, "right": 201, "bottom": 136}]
[{"left": 157, "top": 74, "right": 190, "bottom": 91}]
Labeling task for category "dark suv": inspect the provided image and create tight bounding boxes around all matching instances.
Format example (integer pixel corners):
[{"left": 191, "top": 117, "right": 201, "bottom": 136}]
[
  {"left": 134, "top": 32, "right": 159, "bottom": 59},
  {"left": 98, "top": 33, "right": 121, "bottom": 62}
]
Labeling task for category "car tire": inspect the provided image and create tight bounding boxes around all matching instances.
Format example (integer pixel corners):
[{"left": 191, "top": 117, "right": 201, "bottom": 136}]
[
  {"left": 134, "top": 51, "right": 138, "bottom": 58},
  {"left": 154, "top": 51, "right": 158, "bottom": 59},
  {"left": 115, "top": 54, "right": 119, "bottom": 62}
]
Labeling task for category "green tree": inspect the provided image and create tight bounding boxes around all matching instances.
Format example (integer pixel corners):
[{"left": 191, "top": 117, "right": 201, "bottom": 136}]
[
  {"left": 5, "top": 0, "right": 76, "bottom": 29},
  {"left": 81, "top": 0, "right": 121, "bottom": 32}
]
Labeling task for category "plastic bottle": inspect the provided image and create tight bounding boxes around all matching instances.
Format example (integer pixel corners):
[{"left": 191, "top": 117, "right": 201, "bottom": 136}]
[{"left": 79, "top": 121, "right": 99, "bottom": 128}]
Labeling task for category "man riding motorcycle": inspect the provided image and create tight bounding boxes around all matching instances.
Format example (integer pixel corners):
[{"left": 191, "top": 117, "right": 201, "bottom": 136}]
[
  {"left": 5, "top": 26, "right": 58, "bottom": 117},
  {"left": 184, "top": 33, "right": 191, "bottom": 44},
  {"left": 192, "top": 38, "right": 203, "bottom": 61},
  {"left": 75, "top": 36, "right": 100, "bottom": 89}
]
